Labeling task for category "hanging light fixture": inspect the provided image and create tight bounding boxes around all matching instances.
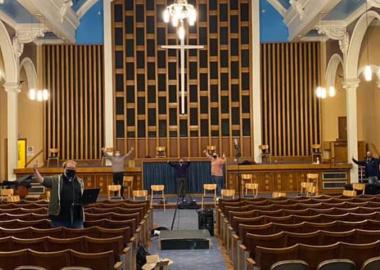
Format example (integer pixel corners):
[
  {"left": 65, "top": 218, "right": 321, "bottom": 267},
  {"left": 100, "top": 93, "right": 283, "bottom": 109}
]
[
  {"left": 363, "top": 0, "right": 372, "bottom": 82},
  {"left": 162, "top": 0, "right": 197, "bottom": 40},
  {"left": 315, "top": 86, "right": 327, "bottom": 99}
]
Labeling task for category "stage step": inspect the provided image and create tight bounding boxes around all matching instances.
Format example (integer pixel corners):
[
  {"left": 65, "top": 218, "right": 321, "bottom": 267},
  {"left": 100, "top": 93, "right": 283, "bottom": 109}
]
[{"left": 159, "top": 229, "right": 210, "bottom": 250}]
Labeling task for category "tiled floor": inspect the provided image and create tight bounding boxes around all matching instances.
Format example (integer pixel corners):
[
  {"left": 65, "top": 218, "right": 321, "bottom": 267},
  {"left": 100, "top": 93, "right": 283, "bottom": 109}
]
[{"left": 149, "top": 208, "right": 232, "bottom": 270}]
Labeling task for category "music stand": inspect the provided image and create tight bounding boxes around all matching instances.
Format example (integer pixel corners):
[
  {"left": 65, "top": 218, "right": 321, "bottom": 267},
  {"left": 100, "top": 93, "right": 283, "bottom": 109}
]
[{"left": 80, "top": 188, "right": 100, "bottom": 205}]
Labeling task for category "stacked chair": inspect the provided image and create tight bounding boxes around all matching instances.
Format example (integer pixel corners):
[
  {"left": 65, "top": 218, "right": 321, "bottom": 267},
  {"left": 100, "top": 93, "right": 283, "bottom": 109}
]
[
  {"left": 0, "top": 199, "right": 152, "bottom": 270},
  {"left": 216, "top": 195, "right": 380, "bottom": 270}
]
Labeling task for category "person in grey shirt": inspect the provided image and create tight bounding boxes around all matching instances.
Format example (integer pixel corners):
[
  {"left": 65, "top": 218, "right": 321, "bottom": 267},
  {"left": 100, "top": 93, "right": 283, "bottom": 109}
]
[{"left": 103, "top": 147, "right": 134, "bottom": 198}]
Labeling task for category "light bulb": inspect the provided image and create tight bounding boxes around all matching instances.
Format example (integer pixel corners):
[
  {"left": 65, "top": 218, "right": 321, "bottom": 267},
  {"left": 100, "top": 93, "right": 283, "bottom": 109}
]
[
  {"left": 188, "top": 17, "right": 195, "bottom": 26},
  {"left": 328, "top": 86, "right": 336, "bottom": 97},
  {"left": 364, "top": 65, "right": 372, "bottom": 82},
  {"left": 28, "top": 89, "right": 36, "bottom": 100},
  {"left": 36, "top": 90, "right": 43, "bottom": 102},
  {"left": 188, "top": 8, "right": 197, "bottom": 23},
  {"left": 315, "top": 86, "right": 322, "bottom": 98},
  {"left": 42, "top": 89, "right": 49, "bottom": 101},
  {"left": 174, "top": 5, "right": 182, "bottom": 17},
  {"left": 321, "top": 87, "right": 327, "bottom": 99},
  {"left": 177, "top": 25, "right": 185, "bottom": 40},
  {"left": 163, "top": 9, "right": 170, "bottom": 23},
  {"left": 171, "top": 17, "right": 178, "bottom": 27}
]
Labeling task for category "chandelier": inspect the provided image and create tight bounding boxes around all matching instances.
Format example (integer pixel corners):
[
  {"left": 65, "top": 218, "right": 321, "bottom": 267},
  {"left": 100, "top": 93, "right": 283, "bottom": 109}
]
[
  {"left": 162, "top": 0, "right": 197, "bottom": 40},
  {"left": 28, "top": 89, "right": 49, "bottom": 102}
]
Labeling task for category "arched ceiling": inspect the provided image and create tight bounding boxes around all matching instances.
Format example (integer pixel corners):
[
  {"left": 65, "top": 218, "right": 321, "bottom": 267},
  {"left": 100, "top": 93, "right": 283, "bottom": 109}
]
[{"left": 0, "top": 0, "right": 374, "bottom": 44}]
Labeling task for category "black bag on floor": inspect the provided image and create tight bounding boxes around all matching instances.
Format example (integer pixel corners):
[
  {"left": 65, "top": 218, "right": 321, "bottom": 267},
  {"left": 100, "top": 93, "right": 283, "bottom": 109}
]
[{"left": 136, "top": 244, "right": 150, "bottom": 270}]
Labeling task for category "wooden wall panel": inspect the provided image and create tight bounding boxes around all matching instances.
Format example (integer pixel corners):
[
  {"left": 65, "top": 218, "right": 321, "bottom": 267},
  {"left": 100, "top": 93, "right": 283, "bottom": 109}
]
[
  {"left": 43, "top": 45, "right": 104, "bottom": 160},
  {"left": 111, "top": 0, "right": 254, "bottom": 159},
  {"left": 261, "top": 42, "right": 321, "bottom": 158}
]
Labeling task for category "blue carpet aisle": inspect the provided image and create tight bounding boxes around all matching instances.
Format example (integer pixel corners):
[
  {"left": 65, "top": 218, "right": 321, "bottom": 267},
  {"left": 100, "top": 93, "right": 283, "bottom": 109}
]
[{"left": 149, "top": 209, "right": 229, "bottom": 270}]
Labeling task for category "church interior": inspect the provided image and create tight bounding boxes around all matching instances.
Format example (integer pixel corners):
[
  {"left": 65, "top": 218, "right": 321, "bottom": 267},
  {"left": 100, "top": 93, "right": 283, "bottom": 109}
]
[{"left": 1, "top": 0, "right": 380, "bottom": 269}]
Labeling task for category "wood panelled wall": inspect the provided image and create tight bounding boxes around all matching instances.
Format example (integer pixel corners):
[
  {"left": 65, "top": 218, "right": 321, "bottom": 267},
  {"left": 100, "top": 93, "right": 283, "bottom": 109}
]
[
  {"left": 261, "top": 42, "right": 321, "bottom": 158},
  {"left": 42, "top": 45, "right": 104, "bottom": 160},
  {"left": 111, "top": 0, "right": 254, "bottom": 159}
]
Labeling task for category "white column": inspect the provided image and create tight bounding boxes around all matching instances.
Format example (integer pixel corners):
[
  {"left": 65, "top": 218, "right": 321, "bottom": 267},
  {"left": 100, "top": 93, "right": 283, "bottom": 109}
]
[
  {"left": 103, "top": 0, "right": 114, "bottom": 148},
  {"left": 4, "top": 82, "right": 20, "bottom": 180},
  {"left": 343, "top": 79, "right": 360, "bottom": 183},
  {"left": 252, "top": 0, "right": 262, "bottom": 162}
]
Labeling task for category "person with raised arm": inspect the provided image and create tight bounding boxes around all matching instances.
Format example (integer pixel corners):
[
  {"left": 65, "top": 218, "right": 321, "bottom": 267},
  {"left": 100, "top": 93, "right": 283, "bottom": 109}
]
[
  {"left": 204, "top": 150, "right": 226, "bottom": 197},
  {"left": 33, "top": 160, "right": 84, "bottom": 228}
]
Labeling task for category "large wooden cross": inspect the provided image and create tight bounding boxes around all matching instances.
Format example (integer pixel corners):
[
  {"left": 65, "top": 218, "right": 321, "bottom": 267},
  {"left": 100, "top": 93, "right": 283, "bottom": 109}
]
[{"left": 162, "top": 39, "right": 204, "bottom": 115}]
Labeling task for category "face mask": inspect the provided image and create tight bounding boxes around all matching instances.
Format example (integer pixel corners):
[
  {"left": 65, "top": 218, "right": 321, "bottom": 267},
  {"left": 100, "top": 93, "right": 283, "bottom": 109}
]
[
  {"left": 213, "top": 155, "right": 217, "bottom": 159},
  {"left": 66, "top": 169, "right": 76, "bottom": 179}
]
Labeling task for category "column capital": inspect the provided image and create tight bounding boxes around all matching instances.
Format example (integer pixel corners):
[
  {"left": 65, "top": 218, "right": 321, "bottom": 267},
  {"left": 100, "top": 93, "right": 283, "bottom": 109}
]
[
  {"left": 3, "top": 82, "right": 21, "bottom": 93},
  {"left": 342, "top": 79, "right": 360, "bottom": 89}
]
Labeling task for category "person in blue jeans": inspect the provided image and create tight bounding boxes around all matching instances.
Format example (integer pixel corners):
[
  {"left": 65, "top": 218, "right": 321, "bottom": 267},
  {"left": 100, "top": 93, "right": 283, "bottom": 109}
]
[{"left": 34, "top": 160, "right": 84, "bottom": 228}]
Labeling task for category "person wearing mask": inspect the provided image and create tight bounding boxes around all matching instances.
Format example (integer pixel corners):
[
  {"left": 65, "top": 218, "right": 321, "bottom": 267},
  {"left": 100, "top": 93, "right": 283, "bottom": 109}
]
[
  {"left": 353, "top": 151, "right": 380, "bottom": 184},
  {"left": 168, "top": 158, "right": 191, "bottom": 200},
  {"left": 204, "top": 150, "right": 226, "bottom": 196},
  {"left": 33, "top": 160, "right": 84, "bottom": 228},
  {"left": 103, "top": 147, "right": 134, "bottom": 198}
]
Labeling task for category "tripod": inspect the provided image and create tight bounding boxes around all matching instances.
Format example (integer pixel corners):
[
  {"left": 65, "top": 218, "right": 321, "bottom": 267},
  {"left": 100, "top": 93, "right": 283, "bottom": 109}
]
[{"left": 170, "top": 177, "right": 186, "bottom": 230}]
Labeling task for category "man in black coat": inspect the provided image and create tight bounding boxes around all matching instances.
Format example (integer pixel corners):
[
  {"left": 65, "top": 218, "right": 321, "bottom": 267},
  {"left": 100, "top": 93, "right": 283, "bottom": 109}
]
[
  {"left": 168, "top": 159, "right": 190, "bottom": 200},
  {"left": 353, "top": 151, "right": 380, "bottom": 184}
]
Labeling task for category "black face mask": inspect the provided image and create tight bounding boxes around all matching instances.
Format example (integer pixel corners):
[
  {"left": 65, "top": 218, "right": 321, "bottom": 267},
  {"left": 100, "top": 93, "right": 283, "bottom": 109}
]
[{"left": 65, "top": 169, "right": 76, "bottom": 179}]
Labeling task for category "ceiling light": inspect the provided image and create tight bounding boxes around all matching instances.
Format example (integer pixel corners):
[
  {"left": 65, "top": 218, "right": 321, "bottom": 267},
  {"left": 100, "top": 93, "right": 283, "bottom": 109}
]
[
  {"left": 364, "top": 65, "right": 373, "bottom": 82},
  {"left": 328, "top": 86, "right": 336, "bottom": 97}
]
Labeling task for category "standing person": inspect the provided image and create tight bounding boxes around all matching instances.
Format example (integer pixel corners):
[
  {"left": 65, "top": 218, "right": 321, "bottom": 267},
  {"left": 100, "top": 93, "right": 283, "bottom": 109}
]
[
  {"left": 33, "top": 160, "right": 84, "bottom": 228},
  {"left": 168, "top": 158, "right": 190, "bottom": 200},
  {"left": 103, "top": 147, "right": 134, "bottom": 198},
  {"left": 204, "top": 150, "right": 226, "bottom": 196},
  {"left": 353, "top": 151, "right": 380, "bottom": 184},
  {"left": 233, "top": 138, "right": 241, "bottom": 163}
]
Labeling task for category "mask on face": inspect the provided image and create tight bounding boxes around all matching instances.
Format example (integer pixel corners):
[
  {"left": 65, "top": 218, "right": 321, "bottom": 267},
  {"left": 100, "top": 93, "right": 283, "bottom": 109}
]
[
  {"left": 213, "top": 154, "right": 217, "bottom": 159},
  {"left": 66, "top": 169, "right": 76, "bottom": 179}
]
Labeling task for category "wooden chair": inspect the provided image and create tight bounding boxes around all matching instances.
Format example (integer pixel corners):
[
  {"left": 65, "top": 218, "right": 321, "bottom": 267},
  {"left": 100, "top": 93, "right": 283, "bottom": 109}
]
[
  {"left": 133, "top": 190, "right": 148, "bottom": 201},
  {"left": 153, "top": 260, "right": 170, "bottom": 270},
  {"left": 306, "top": 173, "right": 319, "bottom": 195},
  {"left": 107, "top": 185, "right": 122, "bottom": 200},
  {"left": 317, "top": 259, "right": 356, "bottom": 270},
  {"left": 155, "top": 146, "right": 166, "bottom": 157},
  {"left": 150, "top": 185, "right": 165, "bottom": 211},
  {"left": 206, "top": 145, "right": 216, "bottom": 155},
  {"left": 245, "top": 183, "right": 259, "bottom": 198},
  {"left": 0, "top": 188, "right": 14, "bottom": 202},
  {"left": 343, "top": 190, "right": 357, "bottom": 197},
  {"left": 14, "top": 267, "right": 48, "bottom": 270},
  {"left": 47, "top": 148, "right": 60, "bottom": 167},
  {"left": 259, "top": 144, "right": 270, "bottom": 163},
  {"left": 272, "top": 192, "right": 287, "bottom": 198},
  {"left": 69, "top": 249, "right": 122, "bottom": 270},
  {"left": 221, "top": 189, "right": 235, "bottom": 200},
  {"left": 271, "top": 260, "right": 309, "bottom": 270},
  {"left": 201, "top": 184, "right": 217, "bottom": 208},
  {"left": 123, "top": 176, "right": 134, "bottom": 198},
  {"left": 240, "top": 173, "right": 253, "bottom": 195},
  {"left": 306, "top": 185, "right": 317, "bottom": 197},
  {"left": 353, "top": 183, "right": 366, "bottom": 195},
  {"left": 101, "top": 147, "right": 114, "bottom": 165},
  {"left": 300, "top": 182, "right": 313, "bottom": 197},
  {"left": 61, "top": 267, "right": 93, "bottom": 270},
  {"left": 362, "top": 256, "right": 380, "bottom": 270},
  {"left": 311, "top": 144, "right": 321, "bottom": 163}
]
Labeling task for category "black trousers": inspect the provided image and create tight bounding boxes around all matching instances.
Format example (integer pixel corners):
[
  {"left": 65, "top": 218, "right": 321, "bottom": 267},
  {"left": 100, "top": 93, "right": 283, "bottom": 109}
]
[
  {"left": 113, "top": 172, "right": 124, "bottom": 197},
  {"left": 176, "top": 177, "right": 187, "bottom": 199}
]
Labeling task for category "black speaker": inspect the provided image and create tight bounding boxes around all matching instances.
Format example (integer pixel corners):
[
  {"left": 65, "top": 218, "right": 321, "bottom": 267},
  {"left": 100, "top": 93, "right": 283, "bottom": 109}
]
[{"left": 197, "top": 209, "right": 214, "bottom": 236}]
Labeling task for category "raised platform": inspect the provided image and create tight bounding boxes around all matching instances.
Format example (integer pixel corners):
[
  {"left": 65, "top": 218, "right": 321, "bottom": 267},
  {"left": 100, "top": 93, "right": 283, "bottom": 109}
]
[{"left": 159, "top": 229, "right": 211, "bottom": 250}]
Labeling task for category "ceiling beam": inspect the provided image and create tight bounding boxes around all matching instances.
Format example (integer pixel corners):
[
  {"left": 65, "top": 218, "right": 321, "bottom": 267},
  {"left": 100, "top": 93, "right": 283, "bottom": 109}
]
[
  {"left": 284, "top": 0, "right": 341, "bottom": 40},
  {"left": 266, "top": 0, "right": 287, "bottom": 17},
  {"left": 17, "top": 0, "right": 79, "bottom": 43},
  {"left": 76, "top": 0, "right": 98, "bottom": 19}
]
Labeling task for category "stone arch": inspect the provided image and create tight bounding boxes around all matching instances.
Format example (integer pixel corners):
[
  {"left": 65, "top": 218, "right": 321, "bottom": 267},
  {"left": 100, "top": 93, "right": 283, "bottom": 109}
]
[
  {"left": 0, "top": 20, "right": 18, "bottom": 83},
  {"left": 19, "top": 57, "right": 37, "bottom": 90},
  {"left": 326, "top": 53, "right": 344, "bottom": 87},
  {"left": 345, "top": 10, "right": 380, "bottom": 79}
]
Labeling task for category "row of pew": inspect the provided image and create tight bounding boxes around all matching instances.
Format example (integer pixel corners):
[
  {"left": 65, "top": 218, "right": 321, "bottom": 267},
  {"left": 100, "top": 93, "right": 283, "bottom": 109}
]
[
  {"left": 216, "top": 195, "right": 380, "bottom": 270},
  {"left": 0, "top": 199, "right": 152, "bottom": 270}
]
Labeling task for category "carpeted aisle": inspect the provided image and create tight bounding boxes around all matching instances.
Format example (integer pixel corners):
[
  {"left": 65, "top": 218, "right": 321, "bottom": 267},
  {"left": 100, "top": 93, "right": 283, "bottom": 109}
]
[{"left": 149, "top": 209, "right": 230, "bottom": 270}]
